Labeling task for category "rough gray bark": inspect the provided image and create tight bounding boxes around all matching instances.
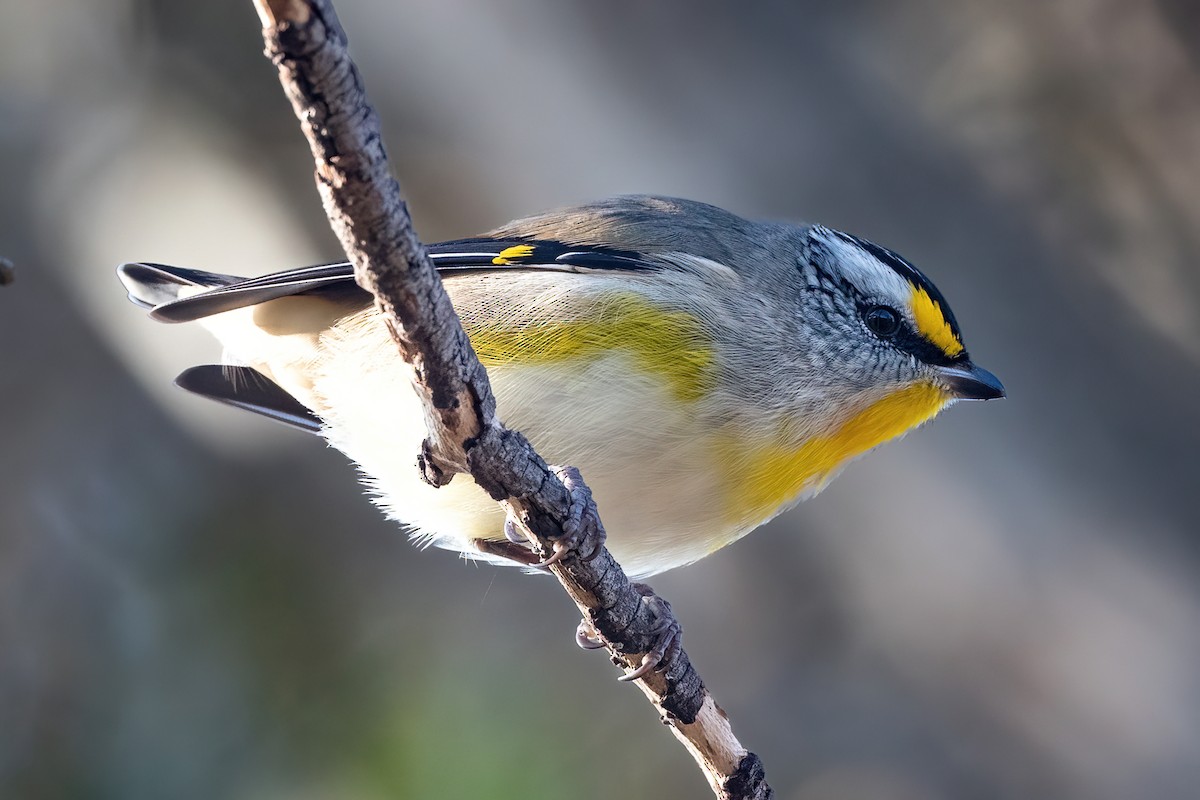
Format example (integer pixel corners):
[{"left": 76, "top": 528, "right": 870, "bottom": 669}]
[{"left": 250, "top": 1, "right": 772, "bottom": 797}]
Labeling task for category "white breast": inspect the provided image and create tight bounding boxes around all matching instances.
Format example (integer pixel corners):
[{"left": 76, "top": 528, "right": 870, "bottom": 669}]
[{"left": 309, "top": 306, "right": 731, "bottom": 579}]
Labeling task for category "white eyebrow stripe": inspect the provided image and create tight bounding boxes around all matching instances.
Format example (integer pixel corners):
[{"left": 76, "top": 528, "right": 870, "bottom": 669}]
[{"left": 810, "top": 227, "right": 910, "bottom": 305}]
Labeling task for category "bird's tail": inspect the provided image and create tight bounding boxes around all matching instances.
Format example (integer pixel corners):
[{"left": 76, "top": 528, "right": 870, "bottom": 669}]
[
  {"left": 116, "top": 262, "right": 328, "bottom": 434},
  {"left": 116, "top": 262, "right": 240, "bottom": 310}
]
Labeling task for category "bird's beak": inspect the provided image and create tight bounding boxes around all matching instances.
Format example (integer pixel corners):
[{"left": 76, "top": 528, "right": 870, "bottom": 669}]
[{"left": 936, "top": 363, "right": 1006, "bottom": 401}]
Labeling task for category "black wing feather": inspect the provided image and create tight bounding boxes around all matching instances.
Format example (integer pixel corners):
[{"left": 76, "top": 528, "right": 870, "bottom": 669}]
[
  {"left": 175, "top": 365, "right": 323, "bottom": 434},
  {"left": 150, "top": 269, "right": 359, "bottom": 322},
  {"left": 119, "top": 262, "right": 241, "bottom": 309},
  {"left": 125, "top": 238, "right": 657, "bottom": 323}
]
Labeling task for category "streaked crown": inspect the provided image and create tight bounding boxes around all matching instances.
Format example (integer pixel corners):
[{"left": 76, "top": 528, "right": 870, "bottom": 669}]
[{"left": 806, "top": 226, "right": 968, "bottom": 367}]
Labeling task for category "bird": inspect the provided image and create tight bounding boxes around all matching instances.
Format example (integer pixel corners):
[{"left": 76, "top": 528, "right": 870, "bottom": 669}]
[{"left": 118, "top": 195, "right": 1004, "bottom": 579}]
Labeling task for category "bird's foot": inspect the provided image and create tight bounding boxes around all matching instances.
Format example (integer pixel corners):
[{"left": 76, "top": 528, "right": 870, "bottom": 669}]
[
  {"left": 487, "top": 465, "right": 607, "bottom": 570},
  {"left": 532, "top": 465, "right": 607, "bottom": 568},
  {"left": 574, "top": 584, "right": 683, "bottom": 681},
  {"left": 471, "top": 537, "right": 544, "bottom": 566},
  {"left": 575, "top": 618, "right": 606, "bottom": 650},
  {"left": 617, "top": 583, "right": 683, "bottom": 682}
]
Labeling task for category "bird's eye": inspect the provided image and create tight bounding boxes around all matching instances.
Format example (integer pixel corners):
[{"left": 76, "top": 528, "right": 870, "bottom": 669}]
[{"left": 864, "top": 305, "right": 902, "bottom": 338}]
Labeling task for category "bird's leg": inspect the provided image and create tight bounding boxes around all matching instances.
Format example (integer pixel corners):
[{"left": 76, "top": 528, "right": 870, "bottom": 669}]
[
  {"left": 477, "top": 465, "right": 623, "bottom": 659},
  {"left": 473, "top": 465, "right": 607, "bottom": 568},
  {"left": 470, "top": 536, "right": 543, "bottom": 566},
  {"left": 524, "top": 467, "right": 682, "bottom": 679},
  {"left": 467, "top": 506, "right": 559, "bottom": 567},
  {"left": 617, "top": 583, "right": 683, "bottom": 682},
  {"left": 530, "top": 465, "right": 607, "bottom": 568},
  {"left": 574, "top": 582, "right": 683, "bottom": 681},
  {"left": 482, "top": 465, "right": 608, "bottom": 569}
]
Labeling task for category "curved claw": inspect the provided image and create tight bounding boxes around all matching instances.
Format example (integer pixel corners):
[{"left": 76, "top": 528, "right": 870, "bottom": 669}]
[
  {"left": 503, "top": 517, "right": 525, "bottom": 544},
  {"left": 534, "top": 530, "right": 605, "bottom": 568},
  {"left": 614, "top": 588, "right": 682, "bottom": 682},
  {"left": 618, "top": 652, "right": 661, "bottom": 682},
  {"left": 575, "top": 620, "right": 606, "bottom": 650},
  {"left": 617, "top": 626, "right": 682, "bottom": 682},
  {"left": 533, "top": 541, "right": 570, "bottom": 569}
]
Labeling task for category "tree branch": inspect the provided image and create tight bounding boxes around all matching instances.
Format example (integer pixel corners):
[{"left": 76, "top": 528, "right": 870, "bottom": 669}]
[{"left": 249, "top": 2, "right": 772, "bottom": 796}]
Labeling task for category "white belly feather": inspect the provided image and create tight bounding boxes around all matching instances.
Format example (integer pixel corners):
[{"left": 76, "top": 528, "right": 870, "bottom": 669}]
[{"left": 198, "top": 293, "right": 733, "bottom": 580}]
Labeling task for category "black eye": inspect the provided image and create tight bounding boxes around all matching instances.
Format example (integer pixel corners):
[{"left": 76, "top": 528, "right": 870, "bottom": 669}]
[{"left": 864, "top": 305, "right": 902, "bottom": 338}]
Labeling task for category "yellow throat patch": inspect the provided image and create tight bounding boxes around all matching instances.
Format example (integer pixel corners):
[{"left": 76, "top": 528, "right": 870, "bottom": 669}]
[
  {"left": 464, "top": 292, "right": 716, "bottom": 403},
  {"left": 723, "top": 382, "right": 950, "bottom": 527}
]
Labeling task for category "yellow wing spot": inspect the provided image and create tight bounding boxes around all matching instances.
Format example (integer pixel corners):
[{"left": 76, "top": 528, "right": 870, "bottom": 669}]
[
  {"left": 910, "top": 285, "right": 963, "bottom": 358},
  {"left": 491, "top": 244, "right": 536, "bottom": 266},
  {"left": 721, "top": 382, "right": 950, "bottom": 527},
  {"left": 465, "top": 292, "right": 716, "bottom": 403}
]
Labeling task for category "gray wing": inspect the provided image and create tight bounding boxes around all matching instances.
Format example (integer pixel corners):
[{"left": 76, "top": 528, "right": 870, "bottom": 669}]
[
  {"left": 487, "top": 195, "right": 762, "bottom": 266},
  {"left": 116, "top": 197, "right": 757, "bottom": 432}
]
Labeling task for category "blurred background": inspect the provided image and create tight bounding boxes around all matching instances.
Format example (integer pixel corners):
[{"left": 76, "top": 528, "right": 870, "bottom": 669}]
[{"left": 2, "top": 1, "right": 1199, "bottom": 798}]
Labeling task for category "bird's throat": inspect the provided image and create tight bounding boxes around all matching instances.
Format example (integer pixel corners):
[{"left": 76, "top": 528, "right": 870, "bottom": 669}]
[{"left": 721, "top": 383, "right": 951, "bottom": 528}]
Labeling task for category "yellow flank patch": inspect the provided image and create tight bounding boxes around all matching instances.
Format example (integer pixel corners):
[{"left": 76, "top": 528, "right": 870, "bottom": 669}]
[
  {"left": 722, "top": 382, "right": 949, "bottom": 526},
  {"left": 465, "top": 292, "right": 715, "bottom": 402},
  {"left": 492, "top": 244, "right": 536, "bottom": 265},
  {"left": 910, "top": 285, "right": 963, "bottom": 358}
]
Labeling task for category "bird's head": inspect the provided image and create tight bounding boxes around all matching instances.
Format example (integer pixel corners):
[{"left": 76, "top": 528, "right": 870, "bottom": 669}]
[
  {"left": 713, "top": 225, "right": 1006, "bottom": 524},
  {"left": 794, "top": 226, "right": 1004, "bottom": 412}
]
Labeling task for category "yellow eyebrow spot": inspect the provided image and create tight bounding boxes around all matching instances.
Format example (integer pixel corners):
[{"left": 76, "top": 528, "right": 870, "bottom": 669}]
[
  {"left": 492, "top": 244, "right": 536, "bottom": 265},
  {"left": 910, "top": 285, "right": 963, "bottom": 358}
]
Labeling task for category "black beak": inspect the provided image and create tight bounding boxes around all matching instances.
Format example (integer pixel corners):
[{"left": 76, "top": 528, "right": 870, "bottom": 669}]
[{"left": 937, "top": 363, "right": 1006, "bottom": 401}]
